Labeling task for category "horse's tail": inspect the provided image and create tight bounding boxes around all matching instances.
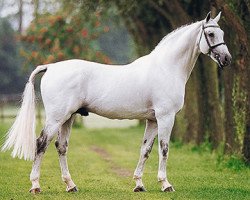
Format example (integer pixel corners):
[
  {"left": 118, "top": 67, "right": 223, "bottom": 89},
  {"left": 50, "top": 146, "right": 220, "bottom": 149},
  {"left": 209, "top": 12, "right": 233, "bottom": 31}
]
[{"left": 1, "top": 65, "right": 48, "bottom": 161}]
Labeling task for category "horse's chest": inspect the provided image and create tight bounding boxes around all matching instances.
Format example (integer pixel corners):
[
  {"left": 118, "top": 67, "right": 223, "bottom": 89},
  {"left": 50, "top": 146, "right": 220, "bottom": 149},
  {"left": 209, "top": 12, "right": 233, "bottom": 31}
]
[
  {"left": 172, "top": 94, "right": 185, "bottom": 112},
  {"left": 153, "top": 85, "right": 185, "bottom": 114}
]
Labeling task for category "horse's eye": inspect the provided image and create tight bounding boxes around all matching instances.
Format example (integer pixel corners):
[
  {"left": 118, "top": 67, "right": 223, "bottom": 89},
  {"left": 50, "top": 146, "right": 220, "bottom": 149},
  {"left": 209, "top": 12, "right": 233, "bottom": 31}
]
[{"left": 208, "top": 32, "right": 214, "bottom": 37}]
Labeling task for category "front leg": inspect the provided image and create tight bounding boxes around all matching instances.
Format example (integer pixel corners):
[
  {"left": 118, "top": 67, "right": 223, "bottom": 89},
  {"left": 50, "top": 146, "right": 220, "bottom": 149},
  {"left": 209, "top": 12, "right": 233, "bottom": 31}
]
[
  {"left": 133, "top": 120, "right": 157, "bottom": 192},
  {"left": 156, "top": 113, "right": 175, "bottom": 192}
]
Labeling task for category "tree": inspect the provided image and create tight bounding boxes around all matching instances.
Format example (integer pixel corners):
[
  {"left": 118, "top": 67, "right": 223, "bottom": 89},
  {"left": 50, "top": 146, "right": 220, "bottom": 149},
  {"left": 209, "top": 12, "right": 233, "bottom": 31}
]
[
  {"left": 18, "top": 0, "right": 23, "bottom": 33},
  {"left": 20, "top": 12, "right": 111, "bottom": 67},
  {"left": 0, "top": 18, "right": 25, "bottom": 94},
  {"left": 211, "top": 0, "right": 250, "bottom": 162}
]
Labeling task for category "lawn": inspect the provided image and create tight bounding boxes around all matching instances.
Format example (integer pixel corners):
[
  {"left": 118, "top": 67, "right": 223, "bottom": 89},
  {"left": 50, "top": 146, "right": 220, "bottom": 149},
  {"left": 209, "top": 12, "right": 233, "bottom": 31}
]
[{"left": 0, "top": 122, "right": 249, "bottom": 200}]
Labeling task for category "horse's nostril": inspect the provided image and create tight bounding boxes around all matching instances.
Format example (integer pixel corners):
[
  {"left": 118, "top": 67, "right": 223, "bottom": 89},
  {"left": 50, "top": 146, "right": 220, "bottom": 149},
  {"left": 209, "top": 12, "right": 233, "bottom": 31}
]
[{"left": 222, "top": 56, "right": 230, "bottom": 66}]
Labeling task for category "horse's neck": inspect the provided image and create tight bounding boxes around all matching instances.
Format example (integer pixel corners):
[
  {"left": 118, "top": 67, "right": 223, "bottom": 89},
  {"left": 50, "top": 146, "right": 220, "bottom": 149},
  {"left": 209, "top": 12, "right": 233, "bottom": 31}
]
[{"left": 151, "top": 21, "right": 202, "bottom": 83}]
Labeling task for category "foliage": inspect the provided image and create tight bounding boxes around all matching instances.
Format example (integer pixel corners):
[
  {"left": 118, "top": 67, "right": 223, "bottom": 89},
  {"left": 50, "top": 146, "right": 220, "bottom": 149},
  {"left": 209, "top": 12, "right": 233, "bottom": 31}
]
[
  {"left": 191, "top": 140, "right": 213, "bottom": 154},
  {"left": 217, "top": 154, "right": 248, "bottom": 172},
  {"left": 225, "top": 155, "right": 248, "bottom": 171},
  {"left": 20, "top": 12, "right": 111, "bottom": 67}
]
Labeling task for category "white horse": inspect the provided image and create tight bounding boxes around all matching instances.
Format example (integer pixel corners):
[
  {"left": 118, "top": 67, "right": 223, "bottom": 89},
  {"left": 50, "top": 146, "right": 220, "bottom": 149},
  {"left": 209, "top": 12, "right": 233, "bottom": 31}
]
[{"left": 2, "top": 12, "right": 231, "bottom": 193}]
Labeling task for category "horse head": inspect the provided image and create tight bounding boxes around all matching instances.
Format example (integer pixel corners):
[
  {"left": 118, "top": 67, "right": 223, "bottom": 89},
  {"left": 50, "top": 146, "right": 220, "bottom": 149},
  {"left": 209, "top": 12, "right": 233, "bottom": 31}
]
[{"left": 198, "top": 12, "right": 232, "bottom": 68}]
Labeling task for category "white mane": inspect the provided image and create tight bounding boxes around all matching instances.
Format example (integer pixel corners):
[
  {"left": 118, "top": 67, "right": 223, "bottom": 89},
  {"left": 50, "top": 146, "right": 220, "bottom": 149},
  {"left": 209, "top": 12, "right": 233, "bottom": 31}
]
[{"left": 154, "top": 21, "right": 200, "bottom": 50}]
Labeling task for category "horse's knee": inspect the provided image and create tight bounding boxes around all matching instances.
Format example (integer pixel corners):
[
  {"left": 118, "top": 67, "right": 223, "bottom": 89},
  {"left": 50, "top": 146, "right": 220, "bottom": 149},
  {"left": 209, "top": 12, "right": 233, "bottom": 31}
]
[
  {"left": 160, "top": 140, "right": 168, "bottom": 159},
  {"left": 55, "top": 140, "right": 68, "bottom": 156},
  {"left": 143, "top": 138, "right": 155, "bottom": 159},
  {"left": 36, "top": 130, "right": 48, "bottom": 155}
]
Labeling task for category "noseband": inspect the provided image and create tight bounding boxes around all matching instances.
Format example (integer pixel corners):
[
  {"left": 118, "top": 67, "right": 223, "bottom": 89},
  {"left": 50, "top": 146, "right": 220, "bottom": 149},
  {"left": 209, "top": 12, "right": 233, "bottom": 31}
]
[{"left": 199, "top": 24, "right": 226, "bottom": 55}]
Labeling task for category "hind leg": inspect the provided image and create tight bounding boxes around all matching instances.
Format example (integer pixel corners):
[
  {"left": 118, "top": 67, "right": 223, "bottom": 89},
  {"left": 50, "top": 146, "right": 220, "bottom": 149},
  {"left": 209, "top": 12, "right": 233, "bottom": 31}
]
[
  {"left": 29, "top": 122, "right": 61, "bottom": 194},
  {"left": 55, "top": 115, "right": 77, "bottom": 192}
]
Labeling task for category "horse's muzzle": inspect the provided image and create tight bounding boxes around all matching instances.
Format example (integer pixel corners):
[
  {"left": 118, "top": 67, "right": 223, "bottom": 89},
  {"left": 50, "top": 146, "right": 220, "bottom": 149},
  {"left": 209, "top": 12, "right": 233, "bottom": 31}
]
[
  {"left": 214, "top": 52, "right": 232, "bottom": 68},
  {"left": 221, "top": 53, "right": 232, "bottom": 66}
]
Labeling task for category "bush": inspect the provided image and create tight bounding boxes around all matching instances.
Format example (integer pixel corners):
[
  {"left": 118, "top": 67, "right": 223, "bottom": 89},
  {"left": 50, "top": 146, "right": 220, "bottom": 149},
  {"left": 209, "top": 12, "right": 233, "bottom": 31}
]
[{"left": 20, "top": 12, "right": 111, "bottom": 67}]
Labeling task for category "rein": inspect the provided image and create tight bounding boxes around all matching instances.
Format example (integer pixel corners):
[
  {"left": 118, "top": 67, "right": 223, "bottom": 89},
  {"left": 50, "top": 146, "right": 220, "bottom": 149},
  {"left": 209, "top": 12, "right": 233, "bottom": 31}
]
[{"left": 199, "top": 24, "right": 226, "bottom": 55}]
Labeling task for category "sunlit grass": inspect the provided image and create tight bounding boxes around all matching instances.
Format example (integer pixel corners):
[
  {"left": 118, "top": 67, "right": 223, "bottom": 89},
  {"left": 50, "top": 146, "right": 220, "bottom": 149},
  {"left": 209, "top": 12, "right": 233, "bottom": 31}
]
[{"left": 0, "top": 122, "right": 249, "bottom": 200}]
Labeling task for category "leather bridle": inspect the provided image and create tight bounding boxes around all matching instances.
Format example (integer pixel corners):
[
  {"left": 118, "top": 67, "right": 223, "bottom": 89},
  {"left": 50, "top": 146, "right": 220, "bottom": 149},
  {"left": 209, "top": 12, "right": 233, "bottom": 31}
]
[{"left": 198, "top": 24, "right": 226, "bottom": 55}]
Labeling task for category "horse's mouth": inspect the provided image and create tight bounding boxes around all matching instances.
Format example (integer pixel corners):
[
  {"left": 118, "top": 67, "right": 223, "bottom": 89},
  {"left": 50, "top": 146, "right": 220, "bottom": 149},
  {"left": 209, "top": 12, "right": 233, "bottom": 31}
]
[{"left": 213, "top": 53, "right": 224, "bottom": 69}]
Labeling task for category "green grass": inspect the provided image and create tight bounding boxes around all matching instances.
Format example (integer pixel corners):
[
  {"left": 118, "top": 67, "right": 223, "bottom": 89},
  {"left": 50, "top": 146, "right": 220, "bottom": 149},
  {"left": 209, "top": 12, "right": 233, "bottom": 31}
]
[{"left": 0, "top": 122, "right": 250, "bottom": 200}]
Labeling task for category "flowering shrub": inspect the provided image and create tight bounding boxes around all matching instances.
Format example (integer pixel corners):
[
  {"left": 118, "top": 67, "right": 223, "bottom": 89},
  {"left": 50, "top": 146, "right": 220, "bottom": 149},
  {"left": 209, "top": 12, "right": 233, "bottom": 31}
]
[{"left": 20, "top": 13, "right": 111, "bottom": 66}]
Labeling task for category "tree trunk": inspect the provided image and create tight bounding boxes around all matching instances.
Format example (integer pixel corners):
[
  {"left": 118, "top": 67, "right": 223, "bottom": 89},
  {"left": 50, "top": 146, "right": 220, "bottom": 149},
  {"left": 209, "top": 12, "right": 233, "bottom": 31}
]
[
  {"left": 242, "top": 85, "right": 250, "bottom": 165},
  {"left": 213, "top": 0, "right": 250, "bottom": 157},
  {"left": 33, "top": 0, "right": 40, "bottom": 19},
  {"left": 223, "top": 66, "right": 235, "bottom": 153},
  {"left": 203, "top": 58, "right": 224, "bottom": 149},
  {"left": 195, "top": 59, "right": 207, "bottom": 145},
  {"left": 183, "top": 68, "right": 199, "bottom": 143},
  {"left": 239, "top": 0, "right": 250, "bottom": 164},
  {"left": 243, "top": 117, "right": 250, "bottom": 164},
  {"left": 18, "top": 0, "right": 23, "bottom": 33}
]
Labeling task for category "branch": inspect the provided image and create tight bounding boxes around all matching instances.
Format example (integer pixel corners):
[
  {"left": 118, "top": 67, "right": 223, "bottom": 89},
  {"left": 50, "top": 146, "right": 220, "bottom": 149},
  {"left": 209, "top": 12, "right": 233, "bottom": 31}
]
[
  {"left": 163, "top": 0, "right": 191, "bottom": 22},
  {"left": 148, "top": 0, "right": 177, "bottom": 28}
]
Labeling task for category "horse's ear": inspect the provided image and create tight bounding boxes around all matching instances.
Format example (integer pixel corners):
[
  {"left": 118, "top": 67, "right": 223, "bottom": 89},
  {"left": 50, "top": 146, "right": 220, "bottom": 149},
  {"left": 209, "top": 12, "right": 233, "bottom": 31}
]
[
  {"left": 214, "top": 11, "right": 221, "bottom": 23},
  {"left": 205, "top": 11, "right": 211, "bottom": 23}
]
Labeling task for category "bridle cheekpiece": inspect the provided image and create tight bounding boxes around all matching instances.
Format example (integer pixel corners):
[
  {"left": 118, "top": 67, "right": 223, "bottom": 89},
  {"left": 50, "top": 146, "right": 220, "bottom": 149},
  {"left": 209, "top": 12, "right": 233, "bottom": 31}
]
[{"left": 199, "top": 23, "right": 226, "bottom": 55}]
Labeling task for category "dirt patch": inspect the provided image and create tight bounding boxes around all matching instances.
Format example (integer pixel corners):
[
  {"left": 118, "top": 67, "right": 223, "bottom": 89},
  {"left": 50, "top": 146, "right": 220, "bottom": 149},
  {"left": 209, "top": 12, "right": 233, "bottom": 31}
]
[
  {"left": 111, "top": 165, "right": 131, "bottom": 177},
  {"left": 90, "top": 145, "right": 132, "bottom": 177},
  {"left": 91, "top": 146, "right": 111, "bottom": 161}
]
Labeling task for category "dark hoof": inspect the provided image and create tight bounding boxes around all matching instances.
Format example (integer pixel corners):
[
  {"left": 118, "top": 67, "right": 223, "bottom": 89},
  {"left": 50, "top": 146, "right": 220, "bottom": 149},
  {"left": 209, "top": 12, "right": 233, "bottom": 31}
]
[
  {"left": 163, "top": 186, "right": 175, "bottom": 192},
  {"left": 67, "top": 186, "right": 78, "bottom": 192},
  {"left": 133, "top": 186, "right": 146, "bottom": 192},
  {"left": 29, "top": 188, "right": 41, "bottom": 194}
]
